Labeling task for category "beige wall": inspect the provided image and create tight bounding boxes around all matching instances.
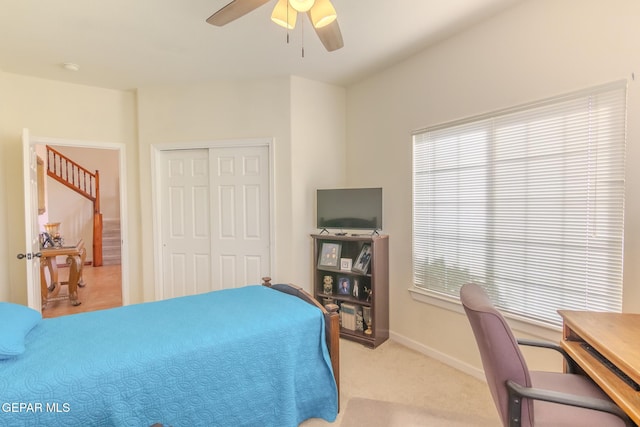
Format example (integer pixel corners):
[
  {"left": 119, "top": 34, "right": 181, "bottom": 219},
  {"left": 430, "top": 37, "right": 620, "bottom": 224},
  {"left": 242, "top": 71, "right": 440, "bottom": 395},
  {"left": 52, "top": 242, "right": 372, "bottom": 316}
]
[
  {"left": 136, "top": 78, "right": 291, "bottom": 302},
  {"left": 290, "top": 76, "right": 347, "bottom": 287},
  {"left": 0, "top": 71, "right": 139, "bottom": 304},
  {"left": 136, "top": 76, "right": 346, "bottom": 300},
  {"left": 345, "top": 0, "right": 640, "bottom": 377}
]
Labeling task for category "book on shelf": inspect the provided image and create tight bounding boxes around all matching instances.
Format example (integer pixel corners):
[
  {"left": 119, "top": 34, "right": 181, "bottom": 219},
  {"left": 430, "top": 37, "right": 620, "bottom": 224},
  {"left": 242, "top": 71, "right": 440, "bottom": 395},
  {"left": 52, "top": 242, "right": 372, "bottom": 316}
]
[{"left": 341, "top": 303, "right": 357, "bottom": 331}]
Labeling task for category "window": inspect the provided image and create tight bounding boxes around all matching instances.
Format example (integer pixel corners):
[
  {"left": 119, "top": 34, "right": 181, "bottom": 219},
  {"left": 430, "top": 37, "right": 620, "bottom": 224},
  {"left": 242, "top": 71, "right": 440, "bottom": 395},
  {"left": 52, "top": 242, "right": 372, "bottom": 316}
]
[{"left": 412, "top": 81, "right": 627, "bottom": 327}]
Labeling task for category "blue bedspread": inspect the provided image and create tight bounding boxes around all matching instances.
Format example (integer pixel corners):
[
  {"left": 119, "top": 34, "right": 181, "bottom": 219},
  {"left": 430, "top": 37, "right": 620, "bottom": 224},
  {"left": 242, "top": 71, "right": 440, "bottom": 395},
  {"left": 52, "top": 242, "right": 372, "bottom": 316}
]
[{"left": 0, "top": 285, "right": 338, "bottom": 426}]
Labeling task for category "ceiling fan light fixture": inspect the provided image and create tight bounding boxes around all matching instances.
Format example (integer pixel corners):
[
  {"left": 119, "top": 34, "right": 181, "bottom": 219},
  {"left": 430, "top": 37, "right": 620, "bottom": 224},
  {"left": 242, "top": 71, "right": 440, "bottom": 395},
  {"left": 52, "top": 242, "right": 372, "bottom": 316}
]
[
  {"left": 288, "top": 0, "right": 315, "bottom": 13},
  {"left": 271, "top": 0, "right": 297, "bottom": 29},
  {"left": 309, "top": 0, "right": 336, "bottom": 28}
]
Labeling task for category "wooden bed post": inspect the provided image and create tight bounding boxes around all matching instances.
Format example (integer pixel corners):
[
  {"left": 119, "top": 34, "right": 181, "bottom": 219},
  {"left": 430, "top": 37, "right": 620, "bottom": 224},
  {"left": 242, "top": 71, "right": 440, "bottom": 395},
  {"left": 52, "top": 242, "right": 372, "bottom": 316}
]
[{"left": 324, "top": 303, "right": 340, "bottom": 411}]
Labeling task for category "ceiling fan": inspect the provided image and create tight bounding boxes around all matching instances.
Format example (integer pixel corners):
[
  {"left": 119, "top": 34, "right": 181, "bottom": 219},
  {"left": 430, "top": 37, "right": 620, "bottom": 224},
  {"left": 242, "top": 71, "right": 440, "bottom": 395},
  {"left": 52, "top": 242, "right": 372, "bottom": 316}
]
[{"left": 206, "top": 0, "right": 344, "bottom": 52}]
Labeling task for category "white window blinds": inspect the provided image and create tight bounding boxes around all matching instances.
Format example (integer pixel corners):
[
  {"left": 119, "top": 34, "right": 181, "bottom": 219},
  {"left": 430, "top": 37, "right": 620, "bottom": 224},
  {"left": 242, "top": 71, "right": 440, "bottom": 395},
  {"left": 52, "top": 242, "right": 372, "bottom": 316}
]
[{"left": 412, "top": 81, "right": 627, "bottom": 327}]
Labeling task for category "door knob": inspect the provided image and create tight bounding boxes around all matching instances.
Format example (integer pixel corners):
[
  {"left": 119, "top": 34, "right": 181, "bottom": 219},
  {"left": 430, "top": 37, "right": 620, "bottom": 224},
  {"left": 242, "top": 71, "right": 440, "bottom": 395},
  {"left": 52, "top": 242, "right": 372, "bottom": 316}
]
[{"left": 16, "top": 253, "right": 42, "bottom": 260}]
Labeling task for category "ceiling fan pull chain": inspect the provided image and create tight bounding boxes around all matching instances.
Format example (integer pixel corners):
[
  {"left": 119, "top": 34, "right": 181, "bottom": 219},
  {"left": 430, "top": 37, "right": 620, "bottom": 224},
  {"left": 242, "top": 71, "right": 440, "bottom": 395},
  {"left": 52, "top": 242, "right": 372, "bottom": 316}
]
[{"left": 301, "top": 17, "right": 305, "bottom": 58}]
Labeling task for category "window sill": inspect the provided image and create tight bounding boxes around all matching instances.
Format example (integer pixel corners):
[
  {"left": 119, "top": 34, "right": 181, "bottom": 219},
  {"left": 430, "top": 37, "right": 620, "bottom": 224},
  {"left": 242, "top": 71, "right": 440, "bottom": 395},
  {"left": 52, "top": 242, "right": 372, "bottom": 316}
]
[{"left": 408, "top": 286, "right": 562, "bottom": 342}]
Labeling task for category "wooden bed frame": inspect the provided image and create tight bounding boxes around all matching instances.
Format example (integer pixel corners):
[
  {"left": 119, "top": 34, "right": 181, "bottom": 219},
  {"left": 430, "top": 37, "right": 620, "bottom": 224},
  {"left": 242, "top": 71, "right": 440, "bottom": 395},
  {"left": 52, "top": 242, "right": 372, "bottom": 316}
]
[{"left": 261, "top": 277, "right": 341, "bottom": 406}]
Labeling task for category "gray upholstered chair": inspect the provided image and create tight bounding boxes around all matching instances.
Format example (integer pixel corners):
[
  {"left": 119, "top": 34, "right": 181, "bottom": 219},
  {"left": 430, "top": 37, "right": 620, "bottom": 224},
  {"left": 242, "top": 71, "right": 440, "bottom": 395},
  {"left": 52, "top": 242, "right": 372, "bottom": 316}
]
[{"left": 460, "top": 283, "right": 632, "bottom": 427}]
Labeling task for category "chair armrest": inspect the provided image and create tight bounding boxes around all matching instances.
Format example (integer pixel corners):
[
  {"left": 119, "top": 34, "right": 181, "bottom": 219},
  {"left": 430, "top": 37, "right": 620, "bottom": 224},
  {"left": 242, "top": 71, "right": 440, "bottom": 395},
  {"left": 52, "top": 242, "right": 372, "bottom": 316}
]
[
  {"left": 506, "top": 380, "right": 633, "bottom": 427},
  {"left": 517, "top": 338, "right": 579, "bottom": 374}
]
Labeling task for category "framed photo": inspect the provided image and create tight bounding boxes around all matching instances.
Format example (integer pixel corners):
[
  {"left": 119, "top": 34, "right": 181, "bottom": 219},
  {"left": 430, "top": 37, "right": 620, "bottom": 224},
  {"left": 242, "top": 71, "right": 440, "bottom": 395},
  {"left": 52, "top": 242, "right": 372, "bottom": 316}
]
[
  {"left": 318, "top": 242, "right": 342, "bottom": 268},
  {"left": 352, "top": 244, "right": 372, "bottom": 274},
  {"left": 340, "top": 258, "right": 352, "bottom": 271},
  {"left": 337, "top": 276, "right": 352, "bottom": 295}
]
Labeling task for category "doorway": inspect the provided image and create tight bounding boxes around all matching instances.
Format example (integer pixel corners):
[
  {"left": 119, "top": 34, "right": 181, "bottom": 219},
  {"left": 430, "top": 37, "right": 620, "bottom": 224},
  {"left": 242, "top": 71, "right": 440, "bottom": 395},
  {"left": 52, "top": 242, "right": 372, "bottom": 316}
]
[
  {"left": 152, "top": 139, "right": 274, "bottom": 299},
  {"left": 23, "top": 131, "right": 128, "bottom": 316}
]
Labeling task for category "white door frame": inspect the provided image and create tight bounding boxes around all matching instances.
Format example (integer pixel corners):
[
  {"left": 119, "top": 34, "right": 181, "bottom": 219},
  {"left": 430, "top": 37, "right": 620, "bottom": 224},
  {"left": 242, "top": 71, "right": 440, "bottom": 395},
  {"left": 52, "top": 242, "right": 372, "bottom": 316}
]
[
  {"left": 22, "top": 129, "right": 41, "bottom": 310},
  {"left": 150, "top": 138, "right": 276, "bottom": 300},
  {"left": 24, "top": 132, "right": 130, "bottom": 308}
]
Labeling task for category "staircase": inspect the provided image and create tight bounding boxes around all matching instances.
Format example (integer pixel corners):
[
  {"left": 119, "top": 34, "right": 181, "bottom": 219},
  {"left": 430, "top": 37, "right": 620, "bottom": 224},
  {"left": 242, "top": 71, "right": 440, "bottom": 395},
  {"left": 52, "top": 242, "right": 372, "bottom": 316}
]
[
  {"left": 102, "top": 219, "right": 121, "bottom": 265},
  {"left": 46, "top": 145, "right": 103, "bottom": 266}
]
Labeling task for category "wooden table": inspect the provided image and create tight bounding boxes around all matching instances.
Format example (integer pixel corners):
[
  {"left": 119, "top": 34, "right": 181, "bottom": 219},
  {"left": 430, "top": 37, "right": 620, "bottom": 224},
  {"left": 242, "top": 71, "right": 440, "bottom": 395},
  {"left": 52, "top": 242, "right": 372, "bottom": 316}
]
[
  {"left": 40, "top": 239, "right": 86, "bottom": 308},
  {"left": 559, "top": 310, "right": 640, "bottom": 425}
]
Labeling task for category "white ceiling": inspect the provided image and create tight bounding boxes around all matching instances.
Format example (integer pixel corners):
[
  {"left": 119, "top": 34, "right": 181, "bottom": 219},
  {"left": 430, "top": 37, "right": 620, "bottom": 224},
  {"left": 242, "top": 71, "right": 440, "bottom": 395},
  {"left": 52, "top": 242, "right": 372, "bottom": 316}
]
[{"left": 0, "top": 0, "right": 521, "bottom": 91}]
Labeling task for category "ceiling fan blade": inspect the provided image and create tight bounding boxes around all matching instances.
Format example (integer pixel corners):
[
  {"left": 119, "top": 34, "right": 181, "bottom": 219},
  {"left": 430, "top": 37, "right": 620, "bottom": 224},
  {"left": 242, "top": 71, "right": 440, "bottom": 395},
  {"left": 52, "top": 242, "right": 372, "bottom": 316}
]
[
  {"left": 311, "top": 17, "right": 344, "bottom": 52},
  {"left": 206, "top": 0, "right": 272, "bottom": 26}
]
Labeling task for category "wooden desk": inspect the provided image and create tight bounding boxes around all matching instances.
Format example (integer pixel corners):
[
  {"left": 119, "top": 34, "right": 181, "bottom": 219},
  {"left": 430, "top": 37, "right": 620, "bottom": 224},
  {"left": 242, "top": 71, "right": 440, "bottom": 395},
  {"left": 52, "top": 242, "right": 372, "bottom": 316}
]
[
  {"left": 559, "top": 310, "right": 640, "bottom": 424},
  {"left": 40, "top": 239, "right": 86, "bottom": 309}
]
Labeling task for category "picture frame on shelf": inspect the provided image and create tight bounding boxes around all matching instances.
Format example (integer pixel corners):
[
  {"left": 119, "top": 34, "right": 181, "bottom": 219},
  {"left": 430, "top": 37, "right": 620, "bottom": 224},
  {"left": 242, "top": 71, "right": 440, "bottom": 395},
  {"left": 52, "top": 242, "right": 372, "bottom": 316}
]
[
  {"left": 340, "top": 258, "right": 352, "bottom": 271},
  {"left": 318, "top": 242, "right": 342, "bottom": 268},
  {"left": 352, "top": 244, "right": 372, "bottom": 274},
  {"left": 337, "top": 276, "right": 352, "bottom": 295}
]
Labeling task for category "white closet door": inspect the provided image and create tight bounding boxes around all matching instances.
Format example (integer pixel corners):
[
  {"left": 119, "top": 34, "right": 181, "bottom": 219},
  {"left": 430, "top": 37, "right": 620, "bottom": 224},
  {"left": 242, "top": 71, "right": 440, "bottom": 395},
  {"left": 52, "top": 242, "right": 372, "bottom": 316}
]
[
  {"left": 160, "top": 149, "right": 212, "bottom": 298},
  {"left": 159, "top": 144, "right": 271, "bottom": 298},
  {"left": 210, "top": 145, "right": 270, "bottom": 289}
]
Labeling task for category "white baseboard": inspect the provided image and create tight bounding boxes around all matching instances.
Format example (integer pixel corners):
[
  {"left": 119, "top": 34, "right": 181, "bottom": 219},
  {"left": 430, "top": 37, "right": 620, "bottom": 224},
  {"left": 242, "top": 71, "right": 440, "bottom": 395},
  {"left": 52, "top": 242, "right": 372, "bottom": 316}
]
[{"left": 389, "top": 331, "right": 487, "bottom": 383}]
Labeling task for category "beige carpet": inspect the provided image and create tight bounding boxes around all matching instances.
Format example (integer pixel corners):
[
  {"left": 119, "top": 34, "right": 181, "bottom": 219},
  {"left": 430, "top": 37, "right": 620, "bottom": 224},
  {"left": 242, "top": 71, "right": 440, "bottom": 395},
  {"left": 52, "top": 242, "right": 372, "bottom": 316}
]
[
  {"left": 340, "top": 397, "right": 492, "bottom": 427},
  {"left": 301, "top": 339, "right": 499, "bottom": 426}
]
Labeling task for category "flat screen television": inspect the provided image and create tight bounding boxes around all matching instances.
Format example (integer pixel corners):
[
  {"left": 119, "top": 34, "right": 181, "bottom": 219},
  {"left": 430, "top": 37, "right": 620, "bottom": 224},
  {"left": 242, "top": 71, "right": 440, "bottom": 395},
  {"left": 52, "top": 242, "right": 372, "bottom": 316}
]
[{"left": 316, "top": 188, "right": 383, "bottom": 231}]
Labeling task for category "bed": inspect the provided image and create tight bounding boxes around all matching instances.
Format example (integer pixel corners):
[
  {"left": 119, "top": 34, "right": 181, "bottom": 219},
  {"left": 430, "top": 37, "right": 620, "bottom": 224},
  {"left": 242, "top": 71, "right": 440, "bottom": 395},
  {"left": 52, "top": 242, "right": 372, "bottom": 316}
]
[{"left": 0, "top": 279, "right": 340, "bottom": 427}]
